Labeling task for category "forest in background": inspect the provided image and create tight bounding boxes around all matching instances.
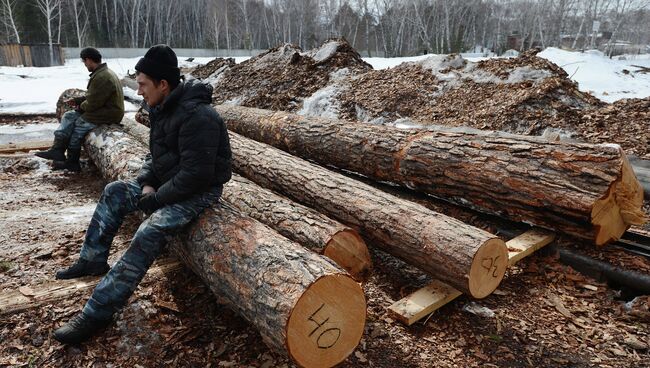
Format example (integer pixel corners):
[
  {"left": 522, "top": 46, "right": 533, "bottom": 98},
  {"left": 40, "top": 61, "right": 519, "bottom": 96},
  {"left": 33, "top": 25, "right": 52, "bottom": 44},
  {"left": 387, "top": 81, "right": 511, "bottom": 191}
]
[{"left": 1, "top": 0, "right": 649, "bottom": 57}]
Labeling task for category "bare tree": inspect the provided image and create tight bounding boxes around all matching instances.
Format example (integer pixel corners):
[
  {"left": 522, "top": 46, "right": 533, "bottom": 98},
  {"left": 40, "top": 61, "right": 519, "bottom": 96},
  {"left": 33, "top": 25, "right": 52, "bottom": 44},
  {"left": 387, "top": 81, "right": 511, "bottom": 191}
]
[
  {"left": 70, "top": 0, "right": 89, "bottom": 47},
  {"left": 35, "top": 0, "right": 62, "bottom": 65},
  {"left": 0, "top": 0, "right": 20, "bottom": 43}
]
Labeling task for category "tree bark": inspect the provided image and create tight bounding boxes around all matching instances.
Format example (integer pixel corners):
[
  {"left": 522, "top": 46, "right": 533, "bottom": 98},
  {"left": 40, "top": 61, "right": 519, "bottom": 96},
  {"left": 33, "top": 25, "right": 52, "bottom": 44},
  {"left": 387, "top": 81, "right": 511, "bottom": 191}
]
[
  {"left": 216, "top": 105, "right": 647, "bottom": 246},
  {"left": 83, "top": 125, "right": 366, "bottom": 367},
  {"left": 227, "top": 131, "right": 507, "bottom": 299},
  {"left": 120, "top": 117, "right": 372, "bottom": 281}
]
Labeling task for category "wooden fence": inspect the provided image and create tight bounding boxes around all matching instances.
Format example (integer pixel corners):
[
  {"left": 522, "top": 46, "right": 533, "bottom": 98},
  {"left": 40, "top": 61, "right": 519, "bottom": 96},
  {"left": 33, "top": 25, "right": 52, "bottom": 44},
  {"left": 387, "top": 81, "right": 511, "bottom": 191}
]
[{"left": 0, "top": 44, "right": 65, "bottom": 67}]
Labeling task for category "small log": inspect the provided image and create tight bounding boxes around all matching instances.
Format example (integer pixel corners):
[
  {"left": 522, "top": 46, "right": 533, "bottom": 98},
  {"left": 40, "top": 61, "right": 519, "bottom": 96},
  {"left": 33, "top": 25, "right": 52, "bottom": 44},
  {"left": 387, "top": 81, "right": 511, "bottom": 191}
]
[
  {"left": 120, "top": 118, "right": 372, "bottom": 281},
  {"left": 225, "top": 175, "right": 372, "bottom": 281},
  {"left": 84, "top": 125, "right": 366, "bottom": 367},
  {"left": 216, "top": 105, "right": 646, "bottom": 245},
  {"left": 227, "top": 131, "right": 507, "bottom": 299}
]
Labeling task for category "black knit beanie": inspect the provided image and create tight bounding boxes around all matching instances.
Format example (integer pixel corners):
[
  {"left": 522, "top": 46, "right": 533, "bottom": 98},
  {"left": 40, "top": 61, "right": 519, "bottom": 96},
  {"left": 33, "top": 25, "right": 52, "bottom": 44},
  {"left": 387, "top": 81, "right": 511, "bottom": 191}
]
[
  {"left": 135, "top": 44, "right": 180, "bottom": 87},
  {"left": 80, "top": 47, "right": 101, "bottom": 62}
]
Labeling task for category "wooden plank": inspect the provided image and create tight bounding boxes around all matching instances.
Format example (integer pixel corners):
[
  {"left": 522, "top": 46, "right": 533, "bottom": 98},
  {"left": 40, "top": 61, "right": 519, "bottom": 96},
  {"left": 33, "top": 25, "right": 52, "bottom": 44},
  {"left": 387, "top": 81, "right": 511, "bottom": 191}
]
[
  {"left": 388, "top": 228, "right": 556, "bottom": 325},
  {"left": 0, "top": 258, "right": 182, "bottom": 316},
  {"left": 0, "top": 140, "right": 52, "bottom": 154},
  {"left": 507, "top": 228, "right": 556, "bottom": 266}
]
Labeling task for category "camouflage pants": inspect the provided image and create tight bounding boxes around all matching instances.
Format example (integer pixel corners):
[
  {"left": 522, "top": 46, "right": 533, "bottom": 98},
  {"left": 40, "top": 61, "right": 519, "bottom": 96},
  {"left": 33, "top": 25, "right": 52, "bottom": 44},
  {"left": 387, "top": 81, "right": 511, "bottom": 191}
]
[
  {"left": 55, "top": 111, "right": 96, "bottom": 150},
  {"left": 80, "top": 179, "right": 221, "bottom": 320}
]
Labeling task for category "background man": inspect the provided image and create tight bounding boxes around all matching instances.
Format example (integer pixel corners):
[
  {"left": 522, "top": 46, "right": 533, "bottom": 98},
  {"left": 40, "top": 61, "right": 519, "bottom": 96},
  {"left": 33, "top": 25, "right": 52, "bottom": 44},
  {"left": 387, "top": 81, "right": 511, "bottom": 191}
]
[
  {"left": 35, "top": 47, "right": 124, "bottom": 172},
  {"left": 52, "top": 44, "right": 232, "bottom": 344}
]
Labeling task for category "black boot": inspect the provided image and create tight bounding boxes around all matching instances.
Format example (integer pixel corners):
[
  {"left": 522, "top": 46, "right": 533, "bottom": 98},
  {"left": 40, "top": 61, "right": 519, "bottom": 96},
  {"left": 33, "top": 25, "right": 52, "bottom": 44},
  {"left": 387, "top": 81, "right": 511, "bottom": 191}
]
[
  {"left": 35, "top": 137, "right": 67, "bottom": 161},
  {"left": 55, "top": 258, "right": 110, "bottom": 280},
  {"left": 53, "top": 148, "right": 81, "bottom": 172},
  {"left": 53, "top": 312, "right": 112, "bottom": 344}
]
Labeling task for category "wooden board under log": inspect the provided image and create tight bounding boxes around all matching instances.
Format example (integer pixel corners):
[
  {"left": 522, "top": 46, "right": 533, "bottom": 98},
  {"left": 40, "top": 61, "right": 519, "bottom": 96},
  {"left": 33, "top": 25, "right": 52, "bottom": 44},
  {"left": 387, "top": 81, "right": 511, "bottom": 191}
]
[
  {"left": 226, "top": 131, "right": 508, "bottom": 299},
  {"left": 216, "top": 105, "right": 646, "bottom": 246},
  {"left": 83, "top": 125, "right": 366, "bottom": 367},
  {"left": 388, "top": 228, "right": 556, "bottom": 325},
  {"left": 119, "top": 117, "right": 372, "bottom": 281}
]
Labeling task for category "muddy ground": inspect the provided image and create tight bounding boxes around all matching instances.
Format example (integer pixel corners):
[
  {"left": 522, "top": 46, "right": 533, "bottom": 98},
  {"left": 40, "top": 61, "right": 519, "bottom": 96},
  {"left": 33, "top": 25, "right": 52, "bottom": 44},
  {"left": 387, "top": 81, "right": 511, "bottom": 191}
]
[{"left": 1, "top": 115, "right": 649, "bottom": 367}]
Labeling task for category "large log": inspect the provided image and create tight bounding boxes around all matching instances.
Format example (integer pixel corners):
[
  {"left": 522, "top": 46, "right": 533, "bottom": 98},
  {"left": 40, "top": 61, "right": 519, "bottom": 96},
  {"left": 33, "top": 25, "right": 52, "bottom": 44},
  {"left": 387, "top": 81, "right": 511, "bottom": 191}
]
[
  {"left": 83, "top": 125, "right": 366, "bottom": 367},
  {"left": 120, "top": 118, "right": 372, "bottom": 281},
  {"left": 216, "top": 105, "right": 647, "bottom": 246},
  {"left": 227, "top": 132, "right": 508, "bottom": 299}
]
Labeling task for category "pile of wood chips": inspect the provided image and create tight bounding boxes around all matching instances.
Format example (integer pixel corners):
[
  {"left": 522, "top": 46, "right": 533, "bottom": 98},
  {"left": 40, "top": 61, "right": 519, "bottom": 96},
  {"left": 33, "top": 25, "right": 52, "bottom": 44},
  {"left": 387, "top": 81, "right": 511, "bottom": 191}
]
[{"left": 192, "top": 40, "right": 649, "bottom": 159}]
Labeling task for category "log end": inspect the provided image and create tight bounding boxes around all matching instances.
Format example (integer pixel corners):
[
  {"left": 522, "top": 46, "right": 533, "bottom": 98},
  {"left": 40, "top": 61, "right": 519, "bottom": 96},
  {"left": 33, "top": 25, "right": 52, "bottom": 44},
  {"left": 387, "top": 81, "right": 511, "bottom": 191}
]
[
  {"left": 324, "top": 229, "right": 373, "bottom": 282},
  {"left": 286, "top": 274, "right": 366, "bottom": 368},
  {"left": 592, "top": 155, "right": 647, "bottom": 246},
  {"left": 468, "top": 238, "right": 508, "bottom": 299}
]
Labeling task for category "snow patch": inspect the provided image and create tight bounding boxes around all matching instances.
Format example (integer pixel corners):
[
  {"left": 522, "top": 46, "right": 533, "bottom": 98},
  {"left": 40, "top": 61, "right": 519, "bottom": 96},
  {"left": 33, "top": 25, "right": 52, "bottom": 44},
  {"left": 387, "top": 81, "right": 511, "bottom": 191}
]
[
  {"left": 387, "top": 118, "right": 425, "bottom": 130},
  {"left": 298, "top": 85, "right": 342, "bottom": 119},
  {"left": 310, "top": 40, "right": 341, "bottom": 63},
  {"left": 0, "top": 122, "right": 59, "bottom": 135},
  {"left": 416, "top": 54, "right": 466, "bottom": 73}
]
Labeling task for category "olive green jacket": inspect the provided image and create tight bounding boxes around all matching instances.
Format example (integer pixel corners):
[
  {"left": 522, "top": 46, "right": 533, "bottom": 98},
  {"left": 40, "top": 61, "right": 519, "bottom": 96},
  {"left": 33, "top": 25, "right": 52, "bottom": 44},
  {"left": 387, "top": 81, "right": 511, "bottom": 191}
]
[{"left": 80, "top": 63, "right": 124, "bottom": 125}]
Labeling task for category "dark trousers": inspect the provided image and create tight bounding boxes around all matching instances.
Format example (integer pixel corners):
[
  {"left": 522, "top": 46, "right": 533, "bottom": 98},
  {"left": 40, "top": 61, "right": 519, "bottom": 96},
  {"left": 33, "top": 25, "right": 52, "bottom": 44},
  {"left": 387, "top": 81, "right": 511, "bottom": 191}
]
[{"left": 79, "top": 179, "right": 221, "bottom": 320}]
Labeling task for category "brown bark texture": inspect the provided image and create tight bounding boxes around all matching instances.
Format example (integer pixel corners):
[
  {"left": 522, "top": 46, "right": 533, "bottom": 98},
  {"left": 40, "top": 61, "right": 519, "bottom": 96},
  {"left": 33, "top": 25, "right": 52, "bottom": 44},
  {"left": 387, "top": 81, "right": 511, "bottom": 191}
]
[
  {"left": 227, "top": 131, "right": 507, "bottom": 298},
  {"left": 83, "top": 125, "right": 366, "bottom": 364},
  {"left": 120, "top": 117, "right": 372, "bottom": 280},
  {"left": 216, "top": 105, "right": 646, "bottom": 245}
]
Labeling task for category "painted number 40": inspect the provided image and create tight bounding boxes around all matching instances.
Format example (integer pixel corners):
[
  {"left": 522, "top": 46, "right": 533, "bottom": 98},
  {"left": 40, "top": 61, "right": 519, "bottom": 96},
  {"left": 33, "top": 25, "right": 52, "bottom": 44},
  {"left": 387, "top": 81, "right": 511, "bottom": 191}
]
[{"left": 307, "top": 303, "right": 341, "bottom": 349}]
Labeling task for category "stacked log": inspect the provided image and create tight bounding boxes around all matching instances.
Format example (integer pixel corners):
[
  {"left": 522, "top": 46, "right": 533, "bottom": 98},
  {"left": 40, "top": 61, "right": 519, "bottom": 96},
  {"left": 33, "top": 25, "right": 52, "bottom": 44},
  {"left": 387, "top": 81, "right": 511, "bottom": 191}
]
[
  {"left": 122, "top": 116, "right": 508, "bottom": 299},
  {"left": 120, "top": 118, "right": 372, "bottom": 281},
  {"left": 228, "top": 132, "right": 507, "bottom": 299},
  {"left": 83, "top": 125, "right": 366, "bottom": 368},
  {"left": 216, "top": 105, "right": 646, "bottom": 245}
]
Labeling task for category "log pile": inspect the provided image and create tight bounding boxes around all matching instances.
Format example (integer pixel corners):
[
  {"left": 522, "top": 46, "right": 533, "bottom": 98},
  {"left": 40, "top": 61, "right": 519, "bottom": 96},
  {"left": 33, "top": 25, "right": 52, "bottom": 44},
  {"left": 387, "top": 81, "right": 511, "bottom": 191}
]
[
  {"left": 216, "top": 105, "right": 646, "bottom": 245},
  {"left": 119, "top": 117, "right": 372, "bottom": 281},
  {"left": 83, "top": 125, "right": 366, "bottom": 368},
  {"left": 124, "top": 116, "right": 508, "bottom": 299}
]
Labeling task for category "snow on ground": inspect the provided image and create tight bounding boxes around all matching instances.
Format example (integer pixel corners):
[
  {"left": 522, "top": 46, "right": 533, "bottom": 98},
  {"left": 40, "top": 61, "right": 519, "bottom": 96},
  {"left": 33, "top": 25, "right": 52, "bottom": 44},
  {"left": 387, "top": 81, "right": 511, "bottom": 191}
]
[
  {"left": 0, "top": 122, "right": 59, "bottom": 145},
  {"left": 0, "top": 50, "right": 648, "bottom": 116},
  {"left": 538, "top": 48, "right": 650, "bottom": 102},
  {"left": 0, "top": 56, "right": 249, "bottom": 115}
]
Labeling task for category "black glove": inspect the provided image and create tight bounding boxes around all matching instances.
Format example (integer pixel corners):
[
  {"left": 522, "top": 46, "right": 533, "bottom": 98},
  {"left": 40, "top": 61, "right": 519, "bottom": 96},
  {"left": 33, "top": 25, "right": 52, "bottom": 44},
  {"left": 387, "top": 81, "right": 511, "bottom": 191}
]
[{"left": 138, "top": 193, "right": 162, "bottom": 215}]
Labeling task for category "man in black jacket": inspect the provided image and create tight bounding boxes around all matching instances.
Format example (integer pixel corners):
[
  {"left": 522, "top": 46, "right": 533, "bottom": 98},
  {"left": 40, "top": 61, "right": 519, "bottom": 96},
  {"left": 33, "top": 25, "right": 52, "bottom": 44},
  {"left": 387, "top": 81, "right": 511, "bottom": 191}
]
[{"left": 53, "top": 45, "right": 232, "bottom": 344}]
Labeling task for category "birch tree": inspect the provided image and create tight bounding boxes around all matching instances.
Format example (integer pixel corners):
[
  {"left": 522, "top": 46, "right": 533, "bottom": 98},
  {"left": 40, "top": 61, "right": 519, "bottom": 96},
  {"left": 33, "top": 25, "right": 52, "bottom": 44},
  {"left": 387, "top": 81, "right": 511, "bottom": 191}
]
[
  {"left": 0, "top": 0, "right": 20, "bottom": 43},
  {"left": 35, "top": 0, "right": 62, "bottom": 65}
]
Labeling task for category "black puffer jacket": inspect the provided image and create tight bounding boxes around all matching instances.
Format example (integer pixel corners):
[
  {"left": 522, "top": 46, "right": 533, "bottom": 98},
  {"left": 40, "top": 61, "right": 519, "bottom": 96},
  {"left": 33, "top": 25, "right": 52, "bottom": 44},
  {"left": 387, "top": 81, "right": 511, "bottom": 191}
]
[{"left": 136, "top": 80, "right": 232, "bottom": 205}]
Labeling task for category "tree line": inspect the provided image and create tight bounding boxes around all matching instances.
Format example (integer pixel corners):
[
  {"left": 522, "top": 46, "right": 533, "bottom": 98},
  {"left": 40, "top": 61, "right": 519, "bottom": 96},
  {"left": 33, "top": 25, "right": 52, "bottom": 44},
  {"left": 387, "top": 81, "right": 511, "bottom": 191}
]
[{"left": 1, "top": 0, "right": 649, "bottom": 57}]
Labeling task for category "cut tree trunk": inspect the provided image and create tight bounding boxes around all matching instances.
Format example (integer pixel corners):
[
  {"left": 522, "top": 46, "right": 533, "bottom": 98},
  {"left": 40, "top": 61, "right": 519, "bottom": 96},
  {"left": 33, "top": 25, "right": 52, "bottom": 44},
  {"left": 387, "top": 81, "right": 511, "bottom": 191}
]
[
  {"left": 216, "top": 105, "right": 647, "bottom": 246},
  {"left": 227, "top": 132, "right": 508, "bottom": 299},
  {"left": 83, "top": 125, "right": 366, "bottom": 367},
  {"left": 119, "top": 118, "right": 372, "bottom": 281}
]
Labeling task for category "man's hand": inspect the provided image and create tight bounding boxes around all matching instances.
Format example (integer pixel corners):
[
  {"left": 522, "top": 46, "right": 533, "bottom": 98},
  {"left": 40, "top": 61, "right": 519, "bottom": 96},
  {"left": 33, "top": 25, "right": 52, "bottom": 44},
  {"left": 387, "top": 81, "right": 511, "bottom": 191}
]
[
  {"left": 137, "top": 192, "right": 161, "bottom": 215},
  {"left": 64, "top": 98, "right": 78, "bottom": 108}
]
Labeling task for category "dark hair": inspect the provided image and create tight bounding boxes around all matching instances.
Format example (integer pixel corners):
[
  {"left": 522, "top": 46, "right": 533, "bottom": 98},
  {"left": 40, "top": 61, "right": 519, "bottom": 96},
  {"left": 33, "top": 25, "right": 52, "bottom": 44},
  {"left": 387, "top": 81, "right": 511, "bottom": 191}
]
[{"left": 80, "top": 47, "right": 101, "bottom": 63}]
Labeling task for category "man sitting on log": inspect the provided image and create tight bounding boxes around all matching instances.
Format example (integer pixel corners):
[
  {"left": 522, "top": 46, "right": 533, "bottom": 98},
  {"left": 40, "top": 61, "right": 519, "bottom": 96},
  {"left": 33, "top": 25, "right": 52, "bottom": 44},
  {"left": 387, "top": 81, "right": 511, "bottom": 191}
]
[
  {"left": 35, "top": 47, "right": 124, "bottom": 172},
  {"left": 52, "top": 44, "right": 232, "bottom": 344}
]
